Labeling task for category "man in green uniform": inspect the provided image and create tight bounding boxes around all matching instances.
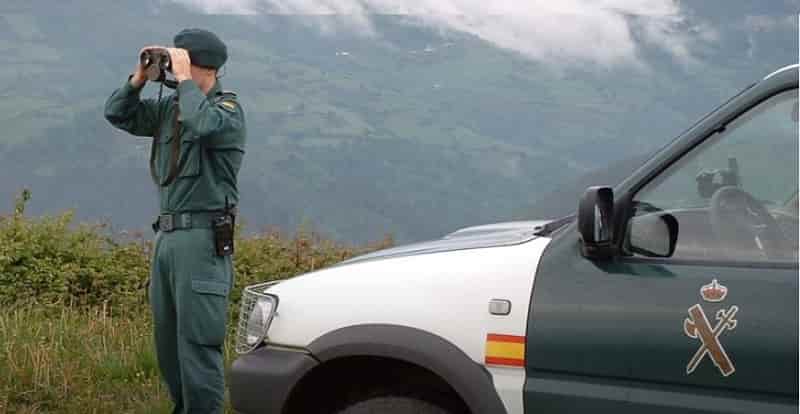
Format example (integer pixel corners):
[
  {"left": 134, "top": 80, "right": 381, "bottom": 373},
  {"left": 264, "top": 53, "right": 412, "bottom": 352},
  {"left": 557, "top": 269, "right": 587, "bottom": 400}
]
[{"left": 104, "top": 28, "right": 245, "bottom": 413}]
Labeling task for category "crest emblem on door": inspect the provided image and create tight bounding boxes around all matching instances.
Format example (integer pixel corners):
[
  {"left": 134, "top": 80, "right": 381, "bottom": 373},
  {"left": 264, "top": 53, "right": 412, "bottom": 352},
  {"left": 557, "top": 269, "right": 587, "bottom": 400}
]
[{"left": 683, "top": 279, "right": 738, "bottom": 377}]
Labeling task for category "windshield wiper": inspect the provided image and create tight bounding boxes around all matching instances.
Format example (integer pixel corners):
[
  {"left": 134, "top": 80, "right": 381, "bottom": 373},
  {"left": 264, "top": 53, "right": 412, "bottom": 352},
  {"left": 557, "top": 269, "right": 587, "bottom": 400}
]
[{"left": 534, "top": 214, "right": 576, "bottom": 236}]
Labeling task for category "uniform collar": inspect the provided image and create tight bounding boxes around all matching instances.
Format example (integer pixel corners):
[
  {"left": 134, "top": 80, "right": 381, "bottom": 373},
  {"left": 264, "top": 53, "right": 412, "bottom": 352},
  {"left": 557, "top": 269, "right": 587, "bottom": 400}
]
[{"left": 206, "top": 79, "right": 222, "bottom": 98}]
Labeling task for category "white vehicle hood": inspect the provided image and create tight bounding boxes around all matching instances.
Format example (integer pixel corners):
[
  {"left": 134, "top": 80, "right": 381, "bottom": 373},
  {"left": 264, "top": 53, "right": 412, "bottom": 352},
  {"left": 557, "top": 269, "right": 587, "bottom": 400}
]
[
  {"left": 339, "top": 220, "right": 551, "bottom": 266},
  {"left": 265, "top": 219, "right": 557, "bottom": 352},
  {"left": 263, "top": 220, "right": 558, "bottom": 414}
]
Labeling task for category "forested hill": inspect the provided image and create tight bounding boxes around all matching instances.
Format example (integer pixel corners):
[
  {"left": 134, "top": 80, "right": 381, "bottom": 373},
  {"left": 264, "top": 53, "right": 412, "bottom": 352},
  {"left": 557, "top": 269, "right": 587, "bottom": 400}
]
[{"left": 0, "top": 1, "right": 796, "bottom": 243}]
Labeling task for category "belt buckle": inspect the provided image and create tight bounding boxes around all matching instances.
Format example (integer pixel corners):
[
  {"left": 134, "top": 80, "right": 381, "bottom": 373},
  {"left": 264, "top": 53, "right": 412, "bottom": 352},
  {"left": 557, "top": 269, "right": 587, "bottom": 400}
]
[{"left": 158, "top": 214, "right": 175, "bottom": 232}]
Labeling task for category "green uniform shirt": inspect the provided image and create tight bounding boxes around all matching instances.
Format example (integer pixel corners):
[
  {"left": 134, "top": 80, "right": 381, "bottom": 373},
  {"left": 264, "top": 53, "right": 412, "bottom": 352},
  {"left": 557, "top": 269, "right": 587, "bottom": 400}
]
[{"left": 104, "top": 79, "right": 246, "bottom": 214}]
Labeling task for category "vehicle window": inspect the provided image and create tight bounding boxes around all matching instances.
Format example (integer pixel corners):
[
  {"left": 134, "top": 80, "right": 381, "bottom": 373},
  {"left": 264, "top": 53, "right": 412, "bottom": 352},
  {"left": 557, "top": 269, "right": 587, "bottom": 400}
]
[{"left": 627, "top": 89, "right": 798, "bottom": 263}]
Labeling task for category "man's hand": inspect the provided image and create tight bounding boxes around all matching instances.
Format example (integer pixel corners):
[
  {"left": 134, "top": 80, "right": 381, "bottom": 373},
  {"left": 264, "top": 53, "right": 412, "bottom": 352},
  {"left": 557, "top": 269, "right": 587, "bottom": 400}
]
[
  {"left": 131, "top": 45, "right": 164, "bottom": 88},
  {"left": 168, "top": 48, "right": 192, "bottom": 83}
]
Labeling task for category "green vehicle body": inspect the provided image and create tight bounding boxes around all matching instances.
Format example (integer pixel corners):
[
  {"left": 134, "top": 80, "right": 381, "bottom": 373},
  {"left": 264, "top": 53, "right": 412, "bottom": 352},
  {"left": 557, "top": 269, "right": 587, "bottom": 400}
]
[{"left": 525, "top": 65, "right": 798, "bottom": 413}]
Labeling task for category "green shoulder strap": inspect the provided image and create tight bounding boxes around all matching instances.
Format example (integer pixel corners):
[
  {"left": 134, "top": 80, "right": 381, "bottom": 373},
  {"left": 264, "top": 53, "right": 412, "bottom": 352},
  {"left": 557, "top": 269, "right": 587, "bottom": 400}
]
[{"left": 213, "top": 90, "right": 238, "bottom": 107}]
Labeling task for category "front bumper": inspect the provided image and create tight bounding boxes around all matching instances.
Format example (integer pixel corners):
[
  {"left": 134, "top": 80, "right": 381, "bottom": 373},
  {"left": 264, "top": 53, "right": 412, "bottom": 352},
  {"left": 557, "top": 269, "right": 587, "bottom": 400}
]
[{"left": 229, "top": 345, "right": 319, "bottom": 414}]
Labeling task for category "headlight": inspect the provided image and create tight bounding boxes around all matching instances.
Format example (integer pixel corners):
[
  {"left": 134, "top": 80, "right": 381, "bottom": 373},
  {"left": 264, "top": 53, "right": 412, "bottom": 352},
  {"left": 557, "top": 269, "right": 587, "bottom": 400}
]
[{"left": 235, "top": 281, "right": 280, "bottom": 354}]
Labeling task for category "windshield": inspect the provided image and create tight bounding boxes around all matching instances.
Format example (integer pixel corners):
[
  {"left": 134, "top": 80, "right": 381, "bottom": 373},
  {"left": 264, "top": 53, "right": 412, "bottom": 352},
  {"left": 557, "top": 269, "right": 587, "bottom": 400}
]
[
  {"left": 1, "top": 4, "right": 797, "bottom": 245},
  {"left": 639, "top": 90, "right": 799, "bottom": 211}
]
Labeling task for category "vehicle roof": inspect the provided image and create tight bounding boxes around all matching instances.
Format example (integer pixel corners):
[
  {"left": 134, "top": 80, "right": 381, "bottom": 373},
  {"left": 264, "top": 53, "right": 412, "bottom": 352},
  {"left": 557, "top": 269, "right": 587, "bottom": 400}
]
[{"left": 763, "top": 64, "right": 800, "bottom": 80}]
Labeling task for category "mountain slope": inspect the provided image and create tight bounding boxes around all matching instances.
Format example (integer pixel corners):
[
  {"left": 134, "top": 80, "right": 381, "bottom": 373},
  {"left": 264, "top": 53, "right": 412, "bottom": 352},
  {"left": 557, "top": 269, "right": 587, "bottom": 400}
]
[{"left": 0, "top": 1, "right": 795, "bottom": 242}]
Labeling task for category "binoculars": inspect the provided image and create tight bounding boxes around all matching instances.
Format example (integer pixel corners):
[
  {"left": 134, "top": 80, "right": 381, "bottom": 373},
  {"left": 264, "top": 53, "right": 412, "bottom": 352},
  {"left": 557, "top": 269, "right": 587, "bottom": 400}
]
[{"left": 140, "top": 48, "right": 171, "bottom": 81}]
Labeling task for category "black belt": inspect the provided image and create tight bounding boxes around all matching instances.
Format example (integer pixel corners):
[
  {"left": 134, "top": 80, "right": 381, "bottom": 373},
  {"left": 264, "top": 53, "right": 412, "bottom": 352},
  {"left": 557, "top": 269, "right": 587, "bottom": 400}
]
[{"left": 152, "top": 211, "right": 224, "bottom": 233}]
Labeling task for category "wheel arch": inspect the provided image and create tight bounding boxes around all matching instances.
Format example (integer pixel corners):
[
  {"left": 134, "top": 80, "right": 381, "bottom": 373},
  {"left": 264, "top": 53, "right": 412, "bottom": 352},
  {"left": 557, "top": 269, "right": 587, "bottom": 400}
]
[{"left": 291, "top": 324, "right": 507, "bottom": 414}]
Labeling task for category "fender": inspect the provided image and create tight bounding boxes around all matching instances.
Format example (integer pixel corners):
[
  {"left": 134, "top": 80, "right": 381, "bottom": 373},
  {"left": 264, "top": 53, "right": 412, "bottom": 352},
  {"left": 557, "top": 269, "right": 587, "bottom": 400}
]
[{"left": 308, "top": 324, "right": 507, "bottom": 414}]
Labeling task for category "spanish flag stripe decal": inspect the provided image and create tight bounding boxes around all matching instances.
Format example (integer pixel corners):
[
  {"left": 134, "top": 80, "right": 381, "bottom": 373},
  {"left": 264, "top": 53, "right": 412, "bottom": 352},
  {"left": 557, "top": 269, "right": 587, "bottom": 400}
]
[
  {"left": 485, "top": 334, "right": 525, "bottom": 367},
  {"left": 486, "top": 341, "right": 525, "bottom": 358},
  {"left": 487, "top": 333, "right": 526, "bottom": 343},
  {"left": 485, "top": 356, "right": 525, "bottom": 367}
]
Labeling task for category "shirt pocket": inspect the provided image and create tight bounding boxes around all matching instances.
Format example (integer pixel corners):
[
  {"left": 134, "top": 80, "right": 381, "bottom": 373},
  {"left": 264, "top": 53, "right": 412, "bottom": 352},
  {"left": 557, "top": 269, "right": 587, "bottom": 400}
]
[
  {"left": 183, "top": 279, "right": 229, "bottom": 346},
  {"left": 178, "top": 136, "right": 202, "bottom": 178}
]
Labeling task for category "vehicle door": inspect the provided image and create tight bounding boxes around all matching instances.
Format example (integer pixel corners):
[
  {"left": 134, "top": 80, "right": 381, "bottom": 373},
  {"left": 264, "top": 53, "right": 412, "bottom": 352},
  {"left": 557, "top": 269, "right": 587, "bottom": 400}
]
[{"left": 525, "top": 83, "right": 798, "bottom": 413}]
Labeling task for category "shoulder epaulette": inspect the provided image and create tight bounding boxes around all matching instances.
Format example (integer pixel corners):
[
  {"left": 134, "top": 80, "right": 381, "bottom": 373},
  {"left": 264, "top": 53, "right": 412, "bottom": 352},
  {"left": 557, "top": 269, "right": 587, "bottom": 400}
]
[
  {"left": 214, "top": 90, "right": 237, "bottom": 104},
  {"left": 214, "top": 91, "right": 239, "bottom": 112}
]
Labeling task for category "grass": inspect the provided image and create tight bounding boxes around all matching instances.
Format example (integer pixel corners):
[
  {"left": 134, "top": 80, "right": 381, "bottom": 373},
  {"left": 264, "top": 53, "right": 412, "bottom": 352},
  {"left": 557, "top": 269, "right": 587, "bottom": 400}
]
[
  {"left": 1, "top": 305, "right": 166, "bottom": 413},
  {"left": 0, "top": 304, "right": 246, "bottom": 414},
  {"left": 0, "top": 194, "right": 393, "bottom": 413}
]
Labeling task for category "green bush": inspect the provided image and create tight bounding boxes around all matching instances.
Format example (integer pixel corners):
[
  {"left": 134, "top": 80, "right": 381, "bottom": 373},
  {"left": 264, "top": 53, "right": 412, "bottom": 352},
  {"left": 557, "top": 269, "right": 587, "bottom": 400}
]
[
  {"left": 0, "top": 191, "right": 147, "bottom": 312},
  {"left": 0, "top": 192, "right": 394, "bottom": 413},
  {"left": 0, "top": 190, "right": 393, "bottom": 315}
]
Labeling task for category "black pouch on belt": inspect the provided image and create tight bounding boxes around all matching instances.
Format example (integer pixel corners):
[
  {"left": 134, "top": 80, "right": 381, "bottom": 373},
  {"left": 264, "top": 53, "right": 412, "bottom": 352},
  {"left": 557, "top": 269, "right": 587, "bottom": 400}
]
[{"left": 212, "top": 214, "right": 235, "bottom": 257}]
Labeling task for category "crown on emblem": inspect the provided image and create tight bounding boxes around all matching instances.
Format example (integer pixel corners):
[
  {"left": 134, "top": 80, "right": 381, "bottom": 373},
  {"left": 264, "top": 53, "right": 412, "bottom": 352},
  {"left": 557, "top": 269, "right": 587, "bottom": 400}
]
[{"left": 701, "top": 279, "right": 727, "bottom": 302}]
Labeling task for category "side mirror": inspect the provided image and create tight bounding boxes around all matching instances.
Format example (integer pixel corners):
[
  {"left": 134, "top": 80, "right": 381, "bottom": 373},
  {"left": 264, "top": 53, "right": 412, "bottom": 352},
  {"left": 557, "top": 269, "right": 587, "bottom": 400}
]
[
  {"left": 578, "top": 186, "right": 616, "bottom": 259},
  {"left": 627, "top": 213, "right": 679, "bottom": 258}
]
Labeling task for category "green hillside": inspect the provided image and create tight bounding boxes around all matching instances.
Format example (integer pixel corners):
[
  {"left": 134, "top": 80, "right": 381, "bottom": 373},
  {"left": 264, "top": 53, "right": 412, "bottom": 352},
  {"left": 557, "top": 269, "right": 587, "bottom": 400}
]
[{"left": 0, "top": 1, "right": 795, "bottom": 243}]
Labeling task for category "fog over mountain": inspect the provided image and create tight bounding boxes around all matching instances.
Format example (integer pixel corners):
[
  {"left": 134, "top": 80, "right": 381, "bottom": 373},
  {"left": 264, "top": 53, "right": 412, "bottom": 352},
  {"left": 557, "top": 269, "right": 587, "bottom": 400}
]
[
  {"left": 171, "top": 0, "right": 716, "bottom": 67},
  {"left": 0, "top": 0, "right": 796, "bottom": 243}
]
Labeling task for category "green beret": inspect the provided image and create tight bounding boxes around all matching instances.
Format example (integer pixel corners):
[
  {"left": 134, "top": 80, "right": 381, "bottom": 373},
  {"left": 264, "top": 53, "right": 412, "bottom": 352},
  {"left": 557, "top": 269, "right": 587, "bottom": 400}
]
[{"left": 174, "top": 28, "right": 227, "bottom": 69}]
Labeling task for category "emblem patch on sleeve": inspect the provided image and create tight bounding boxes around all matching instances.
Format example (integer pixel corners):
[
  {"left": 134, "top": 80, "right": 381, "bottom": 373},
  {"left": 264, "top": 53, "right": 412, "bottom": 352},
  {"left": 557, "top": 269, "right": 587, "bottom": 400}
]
[
  {"left": 683, "top": 279, "right": 738, "bottom": 377},
  {"left": 219, "top": 101, "right": 237, "bottom": 112}
]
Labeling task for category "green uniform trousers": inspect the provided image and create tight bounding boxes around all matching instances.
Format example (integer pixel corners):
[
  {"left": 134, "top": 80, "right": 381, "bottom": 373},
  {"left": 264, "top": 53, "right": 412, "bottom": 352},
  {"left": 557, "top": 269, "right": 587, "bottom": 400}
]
[{"left": 149, "top": 228, "right": 233, "bottom": 414}]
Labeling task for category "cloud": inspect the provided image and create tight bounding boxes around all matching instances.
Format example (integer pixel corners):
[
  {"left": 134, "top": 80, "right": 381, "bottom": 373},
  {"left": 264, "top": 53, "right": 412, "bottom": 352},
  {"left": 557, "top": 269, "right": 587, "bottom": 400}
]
[
  {"left": 741, "top": 14, "right": 796, "bottom": 59},
  {"left": 168, "top": 0, "right": 715, "bottom": 67},
  {"left": 744, "top": 14, "right": 796, "bottom": 32}
]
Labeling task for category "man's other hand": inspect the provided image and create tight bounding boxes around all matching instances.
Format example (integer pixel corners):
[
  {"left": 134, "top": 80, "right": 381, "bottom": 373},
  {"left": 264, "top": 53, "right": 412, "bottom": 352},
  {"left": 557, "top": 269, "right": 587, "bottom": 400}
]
[{"left": 168, "top": 48, "right": 192, "bottom": 83}]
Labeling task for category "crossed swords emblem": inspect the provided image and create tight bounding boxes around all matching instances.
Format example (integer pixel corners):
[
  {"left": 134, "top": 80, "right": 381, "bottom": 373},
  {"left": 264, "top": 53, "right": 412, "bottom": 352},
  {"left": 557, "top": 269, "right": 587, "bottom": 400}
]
[{"left": 683, "top": 280, "right": 738, "bottom": 377}]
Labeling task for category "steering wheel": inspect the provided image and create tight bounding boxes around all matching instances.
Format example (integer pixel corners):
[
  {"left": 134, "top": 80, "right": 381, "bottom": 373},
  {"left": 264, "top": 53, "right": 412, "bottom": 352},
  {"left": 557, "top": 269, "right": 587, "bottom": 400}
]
[{"left": 709, "top": 186, "right": 788, "bottom": 260}]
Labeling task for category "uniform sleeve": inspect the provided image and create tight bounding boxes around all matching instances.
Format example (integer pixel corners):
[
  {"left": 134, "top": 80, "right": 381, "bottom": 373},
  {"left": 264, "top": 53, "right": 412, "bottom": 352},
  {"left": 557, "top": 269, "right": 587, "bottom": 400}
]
[
  {"left": 104, "top": 79, "right": 161, "bottom": 137},
  {"left": 176, "top": 80, "right": 245, "bottom": 147}
]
